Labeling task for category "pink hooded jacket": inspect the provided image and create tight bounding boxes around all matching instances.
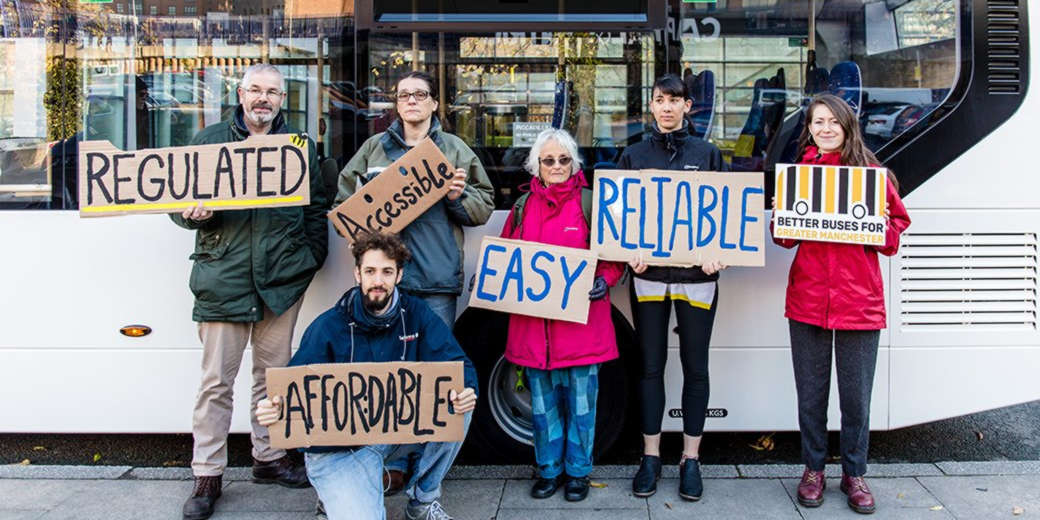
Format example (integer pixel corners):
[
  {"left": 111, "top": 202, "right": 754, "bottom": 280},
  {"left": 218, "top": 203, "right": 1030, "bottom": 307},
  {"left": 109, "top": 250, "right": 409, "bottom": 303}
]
[{"left": 499, "top": 173, "right": 625, "bottom": 370}]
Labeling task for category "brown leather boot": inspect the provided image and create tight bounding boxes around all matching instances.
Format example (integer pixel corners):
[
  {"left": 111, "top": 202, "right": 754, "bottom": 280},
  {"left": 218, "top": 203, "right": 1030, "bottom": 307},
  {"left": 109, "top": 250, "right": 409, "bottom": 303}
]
[
  {"left": 841, "top": 475, "right": 876, "bottom": 514},
  {"left": 796, "top": 468, "right": 826, "bottom": 507},
  {"left": 383, "top": 468, "right": 406, "bottom": 496},
  {"left": 182, "top": 475, "right": 221, "bottom": 520},
  {"left": 252, "top": 455, "right": 310, "bottom": 488}
]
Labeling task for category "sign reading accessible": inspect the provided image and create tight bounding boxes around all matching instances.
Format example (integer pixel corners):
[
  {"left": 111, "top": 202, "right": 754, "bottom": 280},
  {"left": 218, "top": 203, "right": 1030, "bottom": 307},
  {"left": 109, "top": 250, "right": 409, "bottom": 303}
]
[
  {"left": 592, "top": 170, "right": 765, "bottom": 266},
  {"left": 78, "top": 134, "right": 310, "bottom": 217},
  {"left": 772, "top": 163, "right": 888, "bottom": 246},
  {"left": 468, "top": 237, "right": 597, "bottom": 324},
  {"left": 265, "top": 362, "right": 465, "bottom": 450},
  {"left": 328, "top": 138, "right": 455, "bottom": 243}
]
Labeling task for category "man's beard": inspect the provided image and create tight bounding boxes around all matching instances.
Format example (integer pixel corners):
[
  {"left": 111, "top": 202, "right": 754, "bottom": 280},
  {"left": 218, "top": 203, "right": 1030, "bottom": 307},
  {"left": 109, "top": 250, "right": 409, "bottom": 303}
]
[
  {"left": 362, "top": 288, "right": 391, "bottom": 312},
  {"left": 245, "top": 104, "right": 277, "bottom": 124}
]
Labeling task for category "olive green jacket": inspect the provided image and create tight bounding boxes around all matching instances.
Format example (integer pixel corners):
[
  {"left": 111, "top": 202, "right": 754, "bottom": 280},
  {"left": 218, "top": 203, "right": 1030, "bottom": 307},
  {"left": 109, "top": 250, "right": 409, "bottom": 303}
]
[{"left": 170, "top": 108, "right": 329, "bottom": 322}]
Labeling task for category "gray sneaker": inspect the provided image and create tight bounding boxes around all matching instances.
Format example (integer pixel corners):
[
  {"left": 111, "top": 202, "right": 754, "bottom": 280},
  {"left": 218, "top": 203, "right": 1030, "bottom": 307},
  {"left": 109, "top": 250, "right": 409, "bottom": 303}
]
[{"left": 404, "top": 500, "right": 454, "bottom": 520}]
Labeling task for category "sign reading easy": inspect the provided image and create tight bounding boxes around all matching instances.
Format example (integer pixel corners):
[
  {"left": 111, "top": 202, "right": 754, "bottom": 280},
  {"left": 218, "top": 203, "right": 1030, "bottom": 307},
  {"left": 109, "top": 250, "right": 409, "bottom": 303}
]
[
  {"left": 468, "top": 237, "right": 597, "bottom": 324},
  {"left": 772, "top": 164, "right": 888, "bottom": 246},
  {"left": 328, "top": 138, "right": 455, "bottom": 243},
  {"left": 265, "top": 362, "right": 465, "bottom": 449},
  {"left": 593, "top": 170, "right": 765, "bottom": 266},
  {"left": 78, "top": 134, "right": 310, "bottom": 217}
]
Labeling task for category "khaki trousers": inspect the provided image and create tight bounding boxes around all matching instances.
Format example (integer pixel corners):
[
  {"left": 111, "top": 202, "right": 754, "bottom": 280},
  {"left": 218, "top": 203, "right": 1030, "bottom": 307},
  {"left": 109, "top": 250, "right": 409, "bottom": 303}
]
[{"left": 191, "top": 298, "right": 303, "bottom": 476}]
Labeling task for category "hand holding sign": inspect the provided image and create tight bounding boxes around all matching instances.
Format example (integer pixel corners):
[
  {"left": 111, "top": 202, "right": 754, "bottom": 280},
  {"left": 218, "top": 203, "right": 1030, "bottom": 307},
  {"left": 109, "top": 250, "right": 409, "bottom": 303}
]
[
  {"left": 180, "top": 201, "right": 214, "bottom": 222},
  {"left": 445, "top": 168, "right": 467, "bottom": 201},
  {"left": 449, "top": 388, "right": 477, "bottom": 413},
  {"left": 256, "top": 396, "right": 282, "bottom": 427}
]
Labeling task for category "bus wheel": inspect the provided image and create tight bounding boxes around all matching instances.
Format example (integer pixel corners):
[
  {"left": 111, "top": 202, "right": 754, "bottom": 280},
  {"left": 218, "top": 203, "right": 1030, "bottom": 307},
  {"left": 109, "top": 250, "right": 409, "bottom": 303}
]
[{"left": 453, "top": 307, "right": 637, "bottom": 464}]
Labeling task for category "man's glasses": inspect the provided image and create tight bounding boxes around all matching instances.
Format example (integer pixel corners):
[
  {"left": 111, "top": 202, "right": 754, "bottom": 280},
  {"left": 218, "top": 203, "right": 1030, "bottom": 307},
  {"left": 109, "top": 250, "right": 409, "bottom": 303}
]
[
  {"left": 396, "top": 90, "right": 431, "bottom": 102},
  {"left": 244, "top": 87, "right": 285, "bottom": 99},
  {"left": 539, "top": 156, "right": 572, "bottom": 167}
]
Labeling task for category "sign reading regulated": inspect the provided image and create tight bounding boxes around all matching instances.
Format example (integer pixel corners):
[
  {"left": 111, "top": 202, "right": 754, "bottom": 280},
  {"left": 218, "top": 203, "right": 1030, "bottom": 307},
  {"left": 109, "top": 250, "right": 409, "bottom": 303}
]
[
  {"left": 328, "top": 137, "right": 455, "bottom": 243},
  {"left": 593, "top": 170, "right": 765, "bottom": 267},
  {"left": 772, "top": 164, "right": 888, "bottom": 246},
  {"left": 265, "top": 362, "right": 465, "bottom": 449},
  {"left": 468, "top": 237, "right": 597, "bottom": 324},
  {"left": 78, "top": 134, "right": 309, "bottom": 217}
]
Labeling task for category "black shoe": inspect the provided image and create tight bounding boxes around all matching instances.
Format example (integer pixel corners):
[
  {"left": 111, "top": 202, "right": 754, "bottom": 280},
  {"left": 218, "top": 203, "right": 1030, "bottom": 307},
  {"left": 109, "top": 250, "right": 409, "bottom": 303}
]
[
  {"left": 632, "top": 455, "right": 662, "bottom": 497},
  {"left": 530, "top": 476, "right": 562, "bottom": 499},
  {"left": 252, "top": 455, "right": 311, "bottom": 488},
  {"left": 564, "top": 475, "right": 590, "bottom": 502},
  {"left": 679, "top": 458, "right": 703, "bottom": 501},
  {"left": 182, "top": 475, "right": 222, "bottom": 520}
]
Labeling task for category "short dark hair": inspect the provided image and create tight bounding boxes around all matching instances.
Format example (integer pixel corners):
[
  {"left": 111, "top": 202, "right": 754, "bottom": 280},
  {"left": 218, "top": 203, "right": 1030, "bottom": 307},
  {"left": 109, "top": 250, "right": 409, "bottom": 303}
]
[
  {"left": 395, "top": 70, "right": 438, "bottom": 100},
  {"left": 352, "top": 232, "right": 411, "bottom": 270},
  {"left": 652, "top": 74, "right": 687, "bottom": 100}
]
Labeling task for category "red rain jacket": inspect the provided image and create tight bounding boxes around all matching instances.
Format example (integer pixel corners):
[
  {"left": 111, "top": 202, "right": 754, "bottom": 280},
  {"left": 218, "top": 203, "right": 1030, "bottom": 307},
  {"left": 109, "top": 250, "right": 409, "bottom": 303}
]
[
  {"left": 772, "top": 146, "right": 912, "bottom": 330},
  {"left": 499, "top": 173, "right": 625, "bottom": 369}
]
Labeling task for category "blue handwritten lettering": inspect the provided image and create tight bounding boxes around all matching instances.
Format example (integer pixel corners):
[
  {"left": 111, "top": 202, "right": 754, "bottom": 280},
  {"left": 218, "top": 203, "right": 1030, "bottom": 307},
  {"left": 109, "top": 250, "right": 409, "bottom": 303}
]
[
  {"left": 670, "top": 180, "right": 694, "bottom": 251},
  {"left": 499, "top": 247, "right": 525, "bottom": 302},
  {"left": 719, "top": 186, "right": 736, "bottom": 250},
  {"left": 559, "top": 257, "right": 588, "bottom": 310},
  {"left": 526, "top": 251, "right": 554, "bottom": 301},
  {"left": 650, "top": 177, "right": 672, "bottom": 258},
  {"left": 740, "top": 186, "right": 764, "bottom": 252},
  {"left": 596, "top": 177, "right": 619, "bottom": 245},
  {"left": 620, "top": 178, "right": 640, "bottom": 250},
  {"left": 697, "top": 184, "right": 718, "bottom": 247},
  {"left": 475, "top": 244, "right": 506, "bottom": 302}
]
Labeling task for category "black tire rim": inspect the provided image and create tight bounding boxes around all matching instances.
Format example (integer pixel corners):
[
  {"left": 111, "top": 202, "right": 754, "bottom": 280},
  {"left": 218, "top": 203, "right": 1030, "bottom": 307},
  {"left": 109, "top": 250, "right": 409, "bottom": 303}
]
[{"left": 487, "top": 356, "right": 534, "bottom": 447}]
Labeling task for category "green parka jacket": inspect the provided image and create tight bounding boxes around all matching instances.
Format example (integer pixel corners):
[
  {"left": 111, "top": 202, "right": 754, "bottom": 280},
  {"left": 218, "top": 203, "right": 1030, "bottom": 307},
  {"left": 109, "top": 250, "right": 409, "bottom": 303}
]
[{"left": 170, "top": 108, "right": 329, "bottom": 322}]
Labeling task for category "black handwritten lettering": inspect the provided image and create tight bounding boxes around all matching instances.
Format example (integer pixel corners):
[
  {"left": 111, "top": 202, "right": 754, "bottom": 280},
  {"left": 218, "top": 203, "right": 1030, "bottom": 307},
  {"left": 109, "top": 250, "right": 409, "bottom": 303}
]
[
  {"left": 256, "top": 146, "right": 277, "bottom": 197},
  {"left": 280, "top": 144, "right": 307, "bottom": 195},
  {"left": 432, "top": 376, "right": 451, "bottom": 427},
  {"left": 85, "top": 152, "right": 113, "bottom": 205},
  {"left": 284, "top": 381, "right": 310, "bottom": 437},
  {"left": 233, "top": 147, "right": 256, "bottom": 195},
  {"left": 112, "top": 153, "right": 136, "bottom": 204},
  {"left": 137, "top": 154, "right": 165, "bottom": 202}
]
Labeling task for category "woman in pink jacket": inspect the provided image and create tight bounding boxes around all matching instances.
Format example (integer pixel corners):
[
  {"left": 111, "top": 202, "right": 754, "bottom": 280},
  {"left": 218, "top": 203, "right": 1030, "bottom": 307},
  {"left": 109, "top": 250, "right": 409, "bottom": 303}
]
[
  {"left": 773, "top": 94, "right": 911, "bottom": 515},
  {"left": 499, "top": 128, "right": 625, "bottom": 502}
]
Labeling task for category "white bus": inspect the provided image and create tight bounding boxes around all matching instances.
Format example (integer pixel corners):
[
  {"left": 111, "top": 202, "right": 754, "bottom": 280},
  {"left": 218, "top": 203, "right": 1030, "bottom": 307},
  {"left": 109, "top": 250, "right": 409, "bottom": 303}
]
[{"left": 2, "top": 0, "right": 1036, "bottom": 462}]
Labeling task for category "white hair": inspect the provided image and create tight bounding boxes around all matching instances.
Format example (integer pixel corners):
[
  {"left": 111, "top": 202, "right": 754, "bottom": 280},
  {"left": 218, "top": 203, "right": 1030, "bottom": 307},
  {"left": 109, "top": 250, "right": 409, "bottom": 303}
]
[
  {"left": 525, "top": 128, "right": 583, "bottom": 176},
  {"left": 240, "top": 63, "right": 286, "bottom": 91}
]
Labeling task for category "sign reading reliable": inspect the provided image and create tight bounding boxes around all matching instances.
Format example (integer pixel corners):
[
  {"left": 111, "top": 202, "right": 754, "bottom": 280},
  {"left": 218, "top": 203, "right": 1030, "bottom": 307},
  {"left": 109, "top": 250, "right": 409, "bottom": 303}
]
[{"left": 772, "top": 164, "right": 888, "bottom": 246}]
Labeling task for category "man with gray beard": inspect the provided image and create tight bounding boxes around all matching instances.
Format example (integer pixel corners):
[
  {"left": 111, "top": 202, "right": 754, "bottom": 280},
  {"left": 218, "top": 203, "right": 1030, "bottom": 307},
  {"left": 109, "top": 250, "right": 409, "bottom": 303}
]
[{"left": 170, "top": 63, "right": 329, "bottom": 520}]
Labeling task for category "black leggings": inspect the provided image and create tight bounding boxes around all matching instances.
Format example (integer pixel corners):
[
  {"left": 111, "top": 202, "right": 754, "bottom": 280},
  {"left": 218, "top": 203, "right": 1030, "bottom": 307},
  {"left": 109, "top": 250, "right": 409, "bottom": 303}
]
[{"left": 631, "top": 284, "right": 718, "bottom": 436}]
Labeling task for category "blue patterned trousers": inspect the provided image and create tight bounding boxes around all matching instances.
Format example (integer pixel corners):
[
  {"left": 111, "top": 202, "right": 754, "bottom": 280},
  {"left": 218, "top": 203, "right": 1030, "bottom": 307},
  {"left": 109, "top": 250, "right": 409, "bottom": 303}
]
[{"left": 526, "top": 364, "right": 599, "bottom": 479}]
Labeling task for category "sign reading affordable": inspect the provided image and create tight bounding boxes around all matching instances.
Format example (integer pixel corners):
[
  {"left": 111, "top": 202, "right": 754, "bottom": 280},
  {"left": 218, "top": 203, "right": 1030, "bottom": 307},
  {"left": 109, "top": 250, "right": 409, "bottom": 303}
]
[
  {"left": 328, "top": 137, "right": 455, "bottom": 243},
  {"left": 592, "top": 169, "right": 765, "bottom": 267},
  {"left": 468, "top": 237, "right": 598, "bottom": 324},
  {"left": 78, "top": 134, "right": 310, "bottom": 217},
  {"left": 772, "top": 163, "right": 888, "bottom": 246},
  {"left": 265, "top": 362, "right": 465, "bottom": 450}
]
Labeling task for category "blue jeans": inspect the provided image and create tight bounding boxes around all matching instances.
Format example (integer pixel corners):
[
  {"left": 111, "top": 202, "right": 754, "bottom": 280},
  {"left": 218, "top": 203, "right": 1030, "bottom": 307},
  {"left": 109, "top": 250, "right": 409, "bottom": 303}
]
[
  {"left": 526, "top": 365, "right": 599, "bottom": 479},
  {"left": 387, "top": 292, "right": 457, "bottom": 473},
  {"left": 304, "top": 413, "right": 471, "bottom": 520}
]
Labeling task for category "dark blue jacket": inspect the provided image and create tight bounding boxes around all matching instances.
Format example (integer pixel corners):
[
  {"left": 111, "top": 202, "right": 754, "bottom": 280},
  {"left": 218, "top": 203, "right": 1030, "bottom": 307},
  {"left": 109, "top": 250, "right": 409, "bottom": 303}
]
[{"left": 291, "top": 287, "right": 478, "bottom": 392}]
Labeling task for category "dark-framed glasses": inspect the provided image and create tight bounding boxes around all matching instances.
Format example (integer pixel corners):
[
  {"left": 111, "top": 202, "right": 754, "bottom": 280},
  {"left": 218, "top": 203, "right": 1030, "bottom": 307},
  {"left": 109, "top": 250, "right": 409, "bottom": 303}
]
[
  {"left": 396, "top": 90, "right": 431, "bottom": 102},
  {"left": 539, "top": 156, "right": 572, "bottom": 167}
]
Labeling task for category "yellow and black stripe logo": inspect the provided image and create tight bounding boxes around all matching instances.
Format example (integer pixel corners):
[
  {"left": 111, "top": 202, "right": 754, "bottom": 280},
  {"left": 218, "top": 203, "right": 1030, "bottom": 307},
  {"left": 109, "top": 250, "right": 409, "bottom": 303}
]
[
  {"left": 775, "top": 165, "right": 886, "bottom": 219},
  {"left": 290, "top": 134, "right": 308, "bottom": 149}
]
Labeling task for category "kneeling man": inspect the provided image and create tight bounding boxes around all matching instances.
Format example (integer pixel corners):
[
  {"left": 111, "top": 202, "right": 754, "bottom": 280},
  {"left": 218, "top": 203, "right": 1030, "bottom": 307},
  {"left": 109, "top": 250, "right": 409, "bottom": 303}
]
[{"left": 256, "top": 232, "right": 477, "bottom": 520}]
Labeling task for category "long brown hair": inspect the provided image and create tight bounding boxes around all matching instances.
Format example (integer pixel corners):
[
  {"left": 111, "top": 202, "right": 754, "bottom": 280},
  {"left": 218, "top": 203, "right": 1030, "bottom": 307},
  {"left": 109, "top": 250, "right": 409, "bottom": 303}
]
[{"left": 797, "top": 94, "right": 898, "bottom": 189}]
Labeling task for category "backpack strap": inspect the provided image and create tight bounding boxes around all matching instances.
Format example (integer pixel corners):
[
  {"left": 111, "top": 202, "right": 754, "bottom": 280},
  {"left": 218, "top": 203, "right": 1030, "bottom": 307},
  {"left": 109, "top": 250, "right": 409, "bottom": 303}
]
[
  {"left": 511, "top": 192, "right": 532, "bottom": 234},
  {"left": 580, "top": 188, "right": 593, "bottom": 228}
]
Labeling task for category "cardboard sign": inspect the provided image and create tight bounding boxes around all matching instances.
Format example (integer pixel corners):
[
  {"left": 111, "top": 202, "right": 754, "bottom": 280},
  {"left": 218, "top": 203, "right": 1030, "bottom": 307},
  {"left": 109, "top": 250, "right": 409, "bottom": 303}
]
[
  {"left": 468, "top": 237, "right": 597, "bottom": 324},
  {"left": 328, "top": 138, "right": 455, "bottom": 243},
  {"left": 78, "top": 134, "right": 310, "bottom": 217},
  {"left": 592, "top": 170, "right": 765, "bottom": 267},
  {"left": 772, "top": 164, "right": 888, "bottom": 246},
  {"left": 265, "top": 361, "right": 465, "bottom": 450}
]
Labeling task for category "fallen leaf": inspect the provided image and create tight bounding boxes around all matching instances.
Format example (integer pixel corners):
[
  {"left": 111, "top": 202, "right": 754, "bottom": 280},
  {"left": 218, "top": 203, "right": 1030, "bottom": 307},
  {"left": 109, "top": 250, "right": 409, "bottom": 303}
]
[
  {"left": 664, "top": 502, "right": 673, "bottom": 510},
  {"left": 930, "top": 505, "right": 944, "bottom": 511},
  {"left": 92, "top": 453, "right": 102, "bottom": 463},
  {"left": 32, "top": 446, "right": 46, "bottom": 451},
  {"left": 589, "top": 481, "right": 607, "bottom": 488},
  {"left": 897, "top": 493, "right": 906, "bottom": 499},
  {"left": 1012, "top": 506, "right": 1024, "bottom": 516},
  {"left": 749, "top": 433, "right": 776, "bottom": 451},
  {"left": 976, "top": 487, "right": 988, "bottom": 492},
  {"left": 975, "top": 431, "right": 984, "bottom": 441},
  {"left": 19, "top": 459, "right": 30, "bottom": 465},
  {"left": 162, "top": 460, "right": 183, "bottom": 467}
]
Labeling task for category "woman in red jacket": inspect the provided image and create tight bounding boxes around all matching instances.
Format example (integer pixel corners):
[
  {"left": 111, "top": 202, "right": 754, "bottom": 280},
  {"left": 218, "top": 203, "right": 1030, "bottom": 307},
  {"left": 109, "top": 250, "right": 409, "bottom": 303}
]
[
  {"left": 773, "top": 94, "right": 911, "bottom": 515},
  {"left": 499, "top": 128, "right": 625, "bottom": 502}
]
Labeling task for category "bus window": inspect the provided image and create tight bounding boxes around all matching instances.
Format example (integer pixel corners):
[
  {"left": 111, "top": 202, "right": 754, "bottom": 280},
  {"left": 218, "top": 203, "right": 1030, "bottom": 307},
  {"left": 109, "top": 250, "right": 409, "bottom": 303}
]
[
  {"left": 677, "top": 0, "right": 959, "bottom": 172},
  {"left": 359, "top": 32, "right": 656, "bottom": 209}
]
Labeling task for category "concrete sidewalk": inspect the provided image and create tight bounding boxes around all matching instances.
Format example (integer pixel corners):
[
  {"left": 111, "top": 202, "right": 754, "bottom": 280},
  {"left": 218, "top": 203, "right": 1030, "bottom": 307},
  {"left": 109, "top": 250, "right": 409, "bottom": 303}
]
[{"left": 2, "top": 462, "right": 1039, "bottom": 519}]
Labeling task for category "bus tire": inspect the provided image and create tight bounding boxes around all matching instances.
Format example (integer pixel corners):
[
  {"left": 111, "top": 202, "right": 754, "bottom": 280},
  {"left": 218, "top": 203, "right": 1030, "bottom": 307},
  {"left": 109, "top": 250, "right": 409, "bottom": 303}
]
[{"left": 453, "top": 306, "right": 638, "bottom": 464}]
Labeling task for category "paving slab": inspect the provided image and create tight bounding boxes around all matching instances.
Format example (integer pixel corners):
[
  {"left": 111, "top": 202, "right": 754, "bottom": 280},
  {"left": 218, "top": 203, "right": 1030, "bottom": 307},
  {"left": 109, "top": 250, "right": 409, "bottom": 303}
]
[
  {"left": 738, "top": 464, "right": 843, "bottom": 478},
  {"left": 384, "top": 480, "right": 503, "bottom": 520},
  {"left": 446, "top": 465, "right": 532, "bottom": 479},
  {"left": 0, "top": 465, "right": 131, "bottom": 480},
  {"left": 0, "top": 511, "right": 47, "bottom": 520},
  {"left": 918, "top": 475, "right": 1040, "bottom": 519},
  {"left": 781, "top": 477, "right": 953, "bottom": 520},
  {"left": 209, "top": 514, "right": 316, "bottom": 520},
  {"left": 217, "top": 481, "right": 317, "bottom": 512},
  {"left": 127, "top": 467, "right": 194, "bottom": 480},
  {"left": 0, "top": 480, "right": 95, "bottom": 510},
  {"left": 936, "top": 461, "right": 1040, "bottom": 476},
  {"left": 648, "top": 477, "right": 800, "bottom": 519},
  {"left": 499, "top": 479, "right": 646, "bottom": 510},
  {"left": 497, "top": 510, "right": 648, "bottom": 520},
  {"left": 34, "top": 480, "right": 194, "bottom": 520}
]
